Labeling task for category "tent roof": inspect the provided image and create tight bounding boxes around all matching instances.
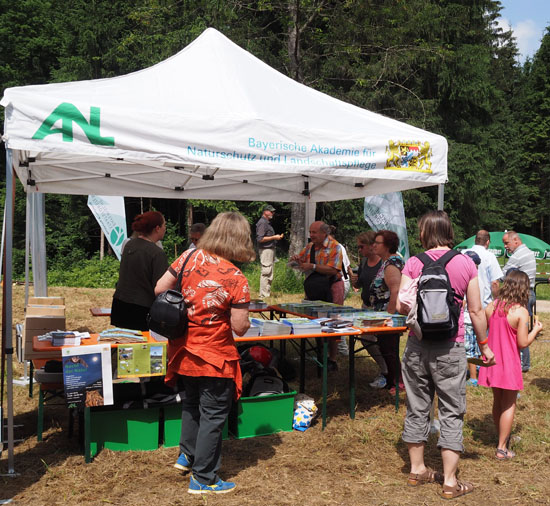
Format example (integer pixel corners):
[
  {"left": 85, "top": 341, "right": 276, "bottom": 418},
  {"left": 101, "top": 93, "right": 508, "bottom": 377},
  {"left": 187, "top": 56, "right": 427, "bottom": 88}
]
[{"left": 1, "top": 28, "right": 447, "bottom": 202}]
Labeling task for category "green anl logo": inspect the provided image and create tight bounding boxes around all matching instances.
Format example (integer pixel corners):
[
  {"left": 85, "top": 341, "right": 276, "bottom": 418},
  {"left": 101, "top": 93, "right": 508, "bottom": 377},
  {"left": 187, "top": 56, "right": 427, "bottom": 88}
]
[{"left": 32, "top": 102, "right": 114, "bottom": 146}]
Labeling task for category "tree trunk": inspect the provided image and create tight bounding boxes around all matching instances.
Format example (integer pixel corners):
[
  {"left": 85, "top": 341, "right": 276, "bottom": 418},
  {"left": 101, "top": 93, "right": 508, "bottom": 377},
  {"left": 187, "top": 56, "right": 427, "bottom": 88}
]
[
  {"left": 289, "top": 203, "right": 306, "bottom": 257},
  {"left": 287, "top": 0, "right": 302, "bottom": 82},
  {"left": 287, "top": 0, "right": 307, "bottom": 258}
]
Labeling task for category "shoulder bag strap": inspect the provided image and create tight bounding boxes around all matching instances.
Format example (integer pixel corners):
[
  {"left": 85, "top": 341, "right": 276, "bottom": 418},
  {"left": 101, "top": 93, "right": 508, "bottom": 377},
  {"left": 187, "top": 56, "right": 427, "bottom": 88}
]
[
  {"left": 437, "top": 249, "right": 461, "bottom": 267},
  {"left": 416, "top": 252, "right": 432, "bottom": 266},
  {"left": 176, "top": 249, "right": 198, "bottom": 292},
  {"left": 309, "top": 244, "right": 316, "bottom": 265},
  {"left": 437, "top": 249, "right": 463, "bottom": 302}
]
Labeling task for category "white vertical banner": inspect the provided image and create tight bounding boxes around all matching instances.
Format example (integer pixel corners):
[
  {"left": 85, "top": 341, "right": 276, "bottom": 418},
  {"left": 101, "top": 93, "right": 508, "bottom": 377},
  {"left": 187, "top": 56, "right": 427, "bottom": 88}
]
[
  {"left": 364, "top": 192, "right": 410, "bottom": 260},
  {"left": 87, "top": 195, "right": 127, "bottom": 260}
]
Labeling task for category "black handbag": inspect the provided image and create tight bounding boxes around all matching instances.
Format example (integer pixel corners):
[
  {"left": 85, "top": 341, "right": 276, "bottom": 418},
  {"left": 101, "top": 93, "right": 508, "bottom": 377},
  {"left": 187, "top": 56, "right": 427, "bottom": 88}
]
[
  {"left": 303, "top": 247, "right": 333, "bottom": 302},
  {"left": 147, "top": 250, "right": 197, "bottom": 340}
]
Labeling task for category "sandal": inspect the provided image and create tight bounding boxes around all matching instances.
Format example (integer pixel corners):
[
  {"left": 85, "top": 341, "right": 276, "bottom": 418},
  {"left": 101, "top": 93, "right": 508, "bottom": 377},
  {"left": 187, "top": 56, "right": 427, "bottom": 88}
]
[
  {"left": 407, "top": 467, "right": 444, "bottom": 486},
  {"left": 495, "top": 448, "right": 515, "bottom": 460},
  {"left": 441, "top": 480, "right": 474, "bottom": 499}
]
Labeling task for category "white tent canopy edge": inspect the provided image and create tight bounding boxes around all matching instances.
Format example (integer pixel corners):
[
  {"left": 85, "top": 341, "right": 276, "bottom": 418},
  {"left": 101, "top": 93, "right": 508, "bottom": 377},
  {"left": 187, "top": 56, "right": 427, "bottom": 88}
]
[{"left": 1, "top": 28, "right": 447, "bottom": 202}]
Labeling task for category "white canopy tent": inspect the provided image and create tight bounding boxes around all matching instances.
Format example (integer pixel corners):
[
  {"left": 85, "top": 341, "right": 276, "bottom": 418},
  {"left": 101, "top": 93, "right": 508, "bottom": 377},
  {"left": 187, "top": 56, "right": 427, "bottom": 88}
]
[
  {"left": 2, "top": 28, "right": 447, "bottom": 202},
  {"left": 1, "top": 28, "right": 448, "bottom": 473}
]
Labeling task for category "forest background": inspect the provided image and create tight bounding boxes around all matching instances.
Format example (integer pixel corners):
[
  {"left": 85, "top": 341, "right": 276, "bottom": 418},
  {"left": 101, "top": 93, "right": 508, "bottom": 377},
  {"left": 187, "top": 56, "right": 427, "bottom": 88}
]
[{"left": 1, "top": 0, "right": 550, "bottom": 288}]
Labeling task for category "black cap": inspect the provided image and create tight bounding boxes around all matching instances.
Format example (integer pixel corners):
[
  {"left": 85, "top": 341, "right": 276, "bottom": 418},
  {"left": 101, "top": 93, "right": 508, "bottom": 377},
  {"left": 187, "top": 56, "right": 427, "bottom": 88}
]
[{"left": 264, "top": 205, "right": 276, "bottom": 212}]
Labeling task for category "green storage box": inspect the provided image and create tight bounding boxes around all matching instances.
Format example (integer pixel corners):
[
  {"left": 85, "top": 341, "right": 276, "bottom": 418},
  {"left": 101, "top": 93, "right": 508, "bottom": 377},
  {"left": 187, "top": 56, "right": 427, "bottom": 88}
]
[
  {"left": 88, "top": 407, "right": 160, "bottom": 457},
  {"left": 163, "top": 405, "right": 228, "bottom": 447},
  {"left": 230, "top": 391, "right": 296, "bottom": 439}
]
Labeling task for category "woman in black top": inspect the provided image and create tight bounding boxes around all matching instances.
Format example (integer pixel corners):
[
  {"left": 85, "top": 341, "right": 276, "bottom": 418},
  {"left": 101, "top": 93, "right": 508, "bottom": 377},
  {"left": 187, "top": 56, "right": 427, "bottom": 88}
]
[
  {"left": 350, "top": 231, "right": 388, "bottom": 388},
  {"left": 351, "top": 231, "right": 382, "bottom": 307},
  {"left": 111, "top": 211, "right": 168, "bottom": 330}
]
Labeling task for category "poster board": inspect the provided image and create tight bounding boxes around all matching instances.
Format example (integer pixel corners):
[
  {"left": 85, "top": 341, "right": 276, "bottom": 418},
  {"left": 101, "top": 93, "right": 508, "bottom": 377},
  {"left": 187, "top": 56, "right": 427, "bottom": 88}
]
[{"left": 62, "top": 344, "right": 113, "bottom": 408}]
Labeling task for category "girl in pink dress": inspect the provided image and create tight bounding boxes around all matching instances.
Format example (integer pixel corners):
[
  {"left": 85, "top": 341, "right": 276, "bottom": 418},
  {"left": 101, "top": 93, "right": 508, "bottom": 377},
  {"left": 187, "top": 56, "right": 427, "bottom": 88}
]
[{"left": 478, "top": 270, "right": 543, "bottom": 460}]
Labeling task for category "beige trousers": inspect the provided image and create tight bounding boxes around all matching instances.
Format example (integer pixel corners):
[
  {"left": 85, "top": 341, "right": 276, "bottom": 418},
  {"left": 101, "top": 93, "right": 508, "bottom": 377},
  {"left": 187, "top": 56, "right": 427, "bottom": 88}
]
[{"left": 259, "top": 248, "right": 275, "bottom": 298}]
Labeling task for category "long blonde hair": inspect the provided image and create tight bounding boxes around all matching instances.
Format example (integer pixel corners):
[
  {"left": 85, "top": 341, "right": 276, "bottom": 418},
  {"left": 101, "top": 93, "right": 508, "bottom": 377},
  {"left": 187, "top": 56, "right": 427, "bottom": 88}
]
[{"left": 198, "top": 212, "right": 256, "bottom": 262}]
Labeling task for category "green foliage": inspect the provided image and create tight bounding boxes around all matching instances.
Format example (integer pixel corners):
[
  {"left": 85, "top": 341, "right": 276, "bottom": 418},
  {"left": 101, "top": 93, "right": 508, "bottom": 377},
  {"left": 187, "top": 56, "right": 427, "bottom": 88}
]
[
  {"left": 2, "top": 0, "right": 550, "bottom": 280},
  {"left": 48, "top": 255, "right": 120, "bottom": 288},
  {"left": 240, "top": 256, "right": 304, "bottom": 295},
  {"left": 160, "top": 218, "right": 187, "bottom": 263}
]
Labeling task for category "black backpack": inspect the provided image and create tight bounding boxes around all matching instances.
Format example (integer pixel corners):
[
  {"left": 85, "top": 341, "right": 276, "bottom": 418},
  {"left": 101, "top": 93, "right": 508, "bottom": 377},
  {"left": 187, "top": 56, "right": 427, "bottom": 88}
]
[
  {"left": 147, "top": 250, "right": 197, "bottom": 340},
  {"left": 243, "top": 367, "right": 290, "bottom": 397},
  {"left": 416, "top": 250, "right": 463, "bottom": 341}
]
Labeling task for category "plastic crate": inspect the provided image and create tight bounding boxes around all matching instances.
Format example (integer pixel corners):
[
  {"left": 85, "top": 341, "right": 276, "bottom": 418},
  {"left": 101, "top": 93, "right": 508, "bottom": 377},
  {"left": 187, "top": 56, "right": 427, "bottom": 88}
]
[
  {"left": 88, "top": 407, "right": 159, "bottom": 457},
  {"left": 162, "top": 405, "right": 228, "bottom": 447},
  {"left": 230, "top": 391, "right": 296, "bottom": 439}
]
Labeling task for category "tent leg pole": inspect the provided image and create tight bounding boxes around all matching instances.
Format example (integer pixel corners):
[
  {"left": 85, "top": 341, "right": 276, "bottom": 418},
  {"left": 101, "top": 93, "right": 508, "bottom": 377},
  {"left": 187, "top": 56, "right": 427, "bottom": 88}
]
[
  {"left": 437, "top": 184, "right": 445, "bottom": 211},
  {"left": 3, "top": 149, "right": 17, "bottom": 475}
]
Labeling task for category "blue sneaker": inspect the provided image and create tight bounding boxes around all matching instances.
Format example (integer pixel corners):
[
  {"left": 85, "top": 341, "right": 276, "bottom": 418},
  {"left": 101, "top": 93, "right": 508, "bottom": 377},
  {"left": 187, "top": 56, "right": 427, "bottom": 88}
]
[
  {"left": 466, "top": 378, "right": 478, "bottom": 387},
  {"left": 188, "top": 475, "right": 236, "bottom": 494},
  {"left": 174, "top": 453, "right": 191, "bottom": 471}
]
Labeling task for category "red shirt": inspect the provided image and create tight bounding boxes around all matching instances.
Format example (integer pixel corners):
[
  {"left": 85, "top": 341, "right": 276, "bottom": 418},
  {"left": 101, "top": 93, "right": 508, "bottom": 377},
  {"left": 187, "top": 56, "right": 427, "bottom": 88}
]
[{"left": 165, "top": 249, "right": 250, "bottom": 398}]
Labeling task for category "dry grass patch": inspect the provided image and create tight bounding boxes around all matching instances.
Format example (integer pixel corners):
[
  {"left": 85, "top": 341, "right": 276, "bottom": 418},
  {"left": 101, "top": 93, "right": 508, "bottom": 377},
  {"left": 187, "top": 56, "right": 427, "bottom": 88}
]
[{"left": 1, "top": 286, "right": 550, "bottom": 505}]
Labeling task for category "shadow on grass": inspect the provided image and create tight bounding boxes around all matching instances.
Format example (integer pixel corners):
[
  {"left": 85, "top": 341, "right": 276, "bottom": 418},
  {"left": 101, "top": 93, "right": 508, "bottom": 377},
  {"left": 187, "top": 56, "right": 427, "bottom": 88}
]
[
  {"left": 467, "top": 413, "right": 524, "bottom": 452},
  {"left": 393, "top": 414, "right": 487, "bottom": 477},
  {"left": 530, "top": 377, "right": 550, "bottom": 392},
  {"left": 395, "top": 435, "right": 447, "bottom": 476},
  {"left": 223, "top": 432, "right": 283, "bottom": 477},
  {"left": 292, "top": 354, "right": 402, "bottom": 421},
  {"left": 0, "top": 404, "right": 80, "bottom": 501}
]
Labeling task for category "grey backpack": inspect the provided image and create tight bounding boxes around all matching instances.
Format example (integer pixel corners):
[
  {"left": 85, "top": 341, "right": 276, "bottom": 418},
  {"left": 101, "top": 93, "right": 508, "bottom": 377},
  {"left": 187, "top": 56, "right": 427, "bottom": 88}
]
[{"left": 416, "top": 250, "right": 463, "bottom": 341}]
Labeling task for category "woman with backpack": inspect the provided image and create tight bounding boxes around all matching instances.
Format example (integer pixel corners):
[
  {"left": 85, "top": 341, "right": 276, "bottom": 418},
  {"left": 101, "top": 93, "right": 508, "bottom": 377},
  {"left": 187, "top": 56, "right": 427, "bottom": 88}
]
[
  {"left": 155, "top": 212, "right": 255, "bottom": 495},
  {"left": 396, "top": 210, "right": 495, "bottom": 500}
]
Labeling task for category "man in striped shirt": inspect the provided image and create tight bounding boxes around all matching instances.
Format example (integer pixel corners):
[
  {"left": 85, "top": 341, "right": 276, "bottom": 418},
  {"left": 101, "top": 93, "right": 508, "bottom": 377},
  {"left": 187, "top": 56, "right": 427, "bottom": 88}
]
[{"left": 502, "top": 231, "right": 536, "bottom": 372}]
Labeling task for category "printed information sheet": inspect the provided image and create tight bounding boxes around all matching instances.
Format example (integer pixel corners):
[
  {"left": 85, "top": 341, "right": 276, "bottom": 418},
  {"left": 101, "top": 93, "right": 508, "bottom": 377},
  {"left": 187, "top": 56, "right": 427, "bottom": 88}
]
[{"left": 117, "top": 342, "right": 167, "bottom": 378}]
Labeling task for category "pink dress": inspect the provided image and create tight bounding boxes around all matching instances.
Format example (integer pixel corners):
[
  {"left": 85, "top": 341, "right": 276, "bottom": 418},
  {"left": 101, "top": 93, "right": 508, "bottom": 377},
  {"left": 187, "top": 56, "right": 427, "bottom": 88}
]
[{"left": 478, "top": 307, "right": 523, "bottom": 391}]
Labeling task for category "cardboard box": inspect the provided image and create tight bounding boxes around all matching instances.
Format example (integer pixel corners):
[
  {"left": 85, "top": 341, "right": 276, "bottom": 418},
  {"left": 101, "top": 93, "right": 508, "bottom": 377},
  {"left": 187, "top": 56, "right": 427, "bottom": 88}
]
[
  {"left": 26, "top": 306, "right": 65, "bottom": 317},
  {"left": 28, "top": 296, "right": 65, "bottom": 306},
  {"left": 24, "top": 314, "right": 66, "bottom": 361}
]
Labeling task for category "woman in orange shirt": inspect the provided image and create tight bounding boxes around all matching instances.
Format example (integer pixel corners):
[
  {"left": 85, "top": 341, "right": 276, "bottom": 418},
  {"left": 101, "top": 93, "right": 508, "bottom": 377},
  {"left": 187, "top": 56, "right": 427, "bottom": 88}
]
[{"left": 155, "top": 212, "right": 255, "bottom": 495}]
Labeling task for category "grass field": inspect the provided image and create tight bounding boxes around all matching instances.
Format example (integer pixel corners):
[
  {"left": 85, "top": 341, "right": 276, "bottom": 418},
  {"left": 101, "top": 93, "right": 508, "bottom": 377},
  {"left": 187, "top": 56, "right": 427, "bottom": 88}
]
[{"left": 1, "top": 285, "right": 550, "bottom": 505}]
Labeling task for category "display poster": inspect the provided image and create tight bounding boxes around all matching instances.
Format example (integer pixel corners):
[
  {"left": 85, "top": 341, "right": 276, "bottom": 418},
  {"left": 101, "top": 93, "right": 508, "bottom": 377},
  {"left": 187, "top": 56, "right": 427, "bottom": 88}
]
[
  {"left": 117, "top": 342, "right": 167, "bottom": 378},
  {"left": 62, "top": 344, "right": 113, "bottom": 408}
]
